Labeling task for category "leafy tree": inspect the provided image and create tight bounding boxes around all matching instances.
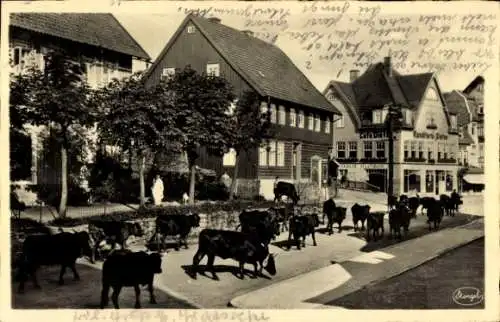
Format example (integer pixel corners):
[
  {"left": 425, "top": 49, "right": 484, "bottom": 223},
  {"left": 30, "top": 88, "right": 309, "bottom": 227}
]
[
  {"left": 227, "top": 90, "right": 273, "bottom": 200},
  {"left": 94, "top": 72, "right": 182, "bottom": 208},
  {"left": 165, "top": 66, "right": 235, "bottom": 204},
  {"left": 9, "top": 50, "right": 95, "bottom": 218}
]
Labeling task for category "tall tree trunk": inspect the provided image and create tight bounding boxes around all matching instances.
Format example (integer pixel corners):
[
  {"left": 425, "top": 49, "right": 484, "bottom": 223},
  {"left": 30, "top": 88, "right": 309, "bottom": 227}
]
[
  {"left": 58, "top": 145, "right": 68, "bottom": 218},
  {"left": 189, "top": 162, "right": 196, "bottom": 205},
  {"left": 139, "top": 153, "right": 146, "bottom": 208},
  {"left": 229, "top": 152, "right": 240, "bottom": 201}
]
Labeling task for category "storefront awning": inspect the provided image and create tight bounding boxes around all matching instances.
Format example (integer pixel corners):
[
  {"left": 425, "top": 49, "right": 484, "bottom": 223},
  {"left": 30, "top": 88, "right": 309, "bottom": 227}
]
[{"left": 463, "top": 174, "right": 484, "bottom": 185}]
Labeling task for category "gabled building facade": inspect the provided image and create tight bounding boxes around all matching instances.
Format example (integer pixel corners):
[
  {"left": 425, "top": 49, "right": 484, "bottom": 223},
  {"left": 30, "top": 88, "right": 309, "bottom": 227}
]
[
  {"left": 462, "top": 76, "right": 485, "bottom": 169},
  {"left": 324, "top": 57, "right": 460, "bottom": 196},
  {"left": 144, "top": 14, "right": 341, "bottom": 199},
  {"left": 9, "top": 13, "right": 151, "bottom": 202}
]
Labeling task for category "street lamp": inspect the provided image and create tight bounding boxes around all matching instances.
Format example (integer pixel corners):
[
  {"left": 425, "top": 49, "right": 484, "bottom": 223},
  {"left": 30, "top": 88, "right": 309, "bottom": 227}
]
[{"left": 385, "top": 104, "right": 403, "bottom": 210}]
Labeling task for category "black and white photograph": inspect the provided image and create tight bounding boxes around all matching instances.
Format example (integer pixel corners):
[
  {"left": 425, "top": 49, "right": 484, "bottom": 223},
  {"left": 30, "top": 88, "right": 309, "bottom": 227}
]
[{"left": 3, "top": 0, "right": 498, "bottom": 319}]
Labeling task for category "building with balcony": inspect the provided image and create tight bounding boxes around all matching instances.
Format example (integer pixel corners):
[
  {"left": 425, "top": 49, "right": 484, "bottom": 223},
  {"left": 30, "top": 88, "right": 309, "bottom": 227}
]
[
  {"left": 143, "top": 14, "right": 341, "bottom": 199},
  {"left": 324, "top": 56, "right": 460, "bottom": 196},
  {"left": 9, "top": 13, "right": 151, "bottom": 202}
]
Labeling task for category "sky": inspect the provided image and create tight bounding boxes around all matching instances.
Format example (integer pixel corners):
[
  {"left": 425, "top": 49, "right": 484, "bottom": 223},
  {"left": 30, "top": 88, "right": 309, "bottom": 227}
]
[{"left": 114, "top": 1, "right": 498, "bottom": 94}]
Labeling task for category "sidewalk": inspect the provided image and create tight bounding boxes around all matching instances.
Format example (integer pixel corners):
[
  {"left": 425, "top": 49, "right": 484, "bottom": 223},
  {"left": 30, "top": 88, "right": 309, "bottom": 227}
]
[{"left": 229, "top": 218, "right": 484, "bottom": 309}]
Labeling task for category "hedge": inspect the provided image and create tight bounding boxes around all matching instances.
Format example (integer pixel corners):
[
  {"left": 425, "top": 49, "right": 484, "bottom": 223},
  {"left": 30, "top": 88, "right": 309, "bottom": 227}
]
[{"left": 48, "top": 200, "right": 278, "bottom": 227}]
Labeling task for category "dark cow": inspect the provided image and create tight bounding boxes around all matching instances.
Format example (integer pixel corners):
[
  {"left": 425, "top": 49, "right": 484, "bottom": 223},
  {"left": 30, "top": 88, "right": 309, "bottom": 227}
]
[
  {"left": 153, "top": 213, "right": 201, "bottom": 251},
  {"left": 351, "top": 203, "right": 371, "bottom": 231},
  {"left": 388, "top": 195, "right": 398, "bottom": 210},
  {"left": 399, "top": 194, "right": 409, "bottom": 207},
  {"left": 388, "top": 204, "right": 412, "bottom": 240},
  {"left": 100, "top": 250, "right": 163, "bottom": 309},
  {"left": 408, "top": 196, "right": 420, "bottom": 218},
  {"left": 450, "top": 190, "right": 463, "bottom": 214},
  {"left": 237, "top": 209, "right": 280, "bottom": 245},
  {"left": 439, "top": 194, "right": 453, "bottom": 216},
  {"left": 89, "top": 220, "right": 144, "bottom": 261},
  {"left": 420, "top": 197, "right": 437, "bottom": 215},
  {"left": 190, "top": 229, "right": 276, "bottom": 280},
  {"left": 366, "top": 212, "right": 385, "bottom": 241},
  {"left": 269, "top": 205, "right": 294, "bottom": 232},
  {"left": 427, "top": 199, "right": 444, "bottom": 230},
  {"left": 273, "top": 181, "right": 300, "bottom": 205},
  {"left": 323, "top": 199, "right": 346, "bottom": 235},
  {"left": 287, "top": 213, "right": 320, "bottom": 250},
  {"left": 17, "top": 231, "right": 93, "bottom": 293}
]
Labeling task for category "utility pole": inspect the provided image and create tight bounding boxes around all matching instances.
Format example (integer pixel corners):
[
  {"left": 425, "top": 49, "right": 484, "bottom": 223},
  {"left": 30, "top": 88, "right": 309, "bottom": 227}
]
[{"left": 386, "top": 104, "right": 402, "bottom": 209}]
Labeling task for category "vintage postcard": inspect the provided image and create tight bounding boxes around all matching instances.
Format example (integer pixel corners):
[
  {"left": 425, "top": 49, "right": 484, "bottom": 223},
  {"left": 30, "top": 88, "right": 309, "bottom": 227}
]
[{"left": 1, "top": 1, "right": 498, "bottom": 321}]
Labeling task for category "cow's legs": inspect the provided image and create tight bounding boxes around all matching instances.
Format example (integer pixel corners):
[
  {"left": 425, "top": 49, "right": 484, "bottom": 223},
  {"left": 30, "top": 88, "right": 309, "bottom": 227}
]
[
  {"left": 311, "top": 231, "right": 317, "bottom": 246},
  {"left": 111, "top": 285, "right": 122, "bottom": 309},
  {"left": 238, "top": 261, "right": 245, "bottom": 279},
  {"left": 100, "top": 283, "right": 110, "bottom": 308},
  {"left": 70, "top": 262, "right": 80, "bottom": 281},
  {"left": 206, "top": 254, "right": 218, "bottom": 280},
  {"left": 58, "top": 265, "right": 67, "bottom": 285},
  {"left": 148, "top": 280, "right": 157, "bottom": 304},
  {"left": 287, "top": 231, "right": 293, "bottom": 250},
  {"left": 337, "top": 222, "right": 342, "bottom": 233},
  {"left": 133, "top": 285, "right": 141, "bottom": 308},
  {"left": 191, "top": 250, "right": 204, "bottom": 279}
]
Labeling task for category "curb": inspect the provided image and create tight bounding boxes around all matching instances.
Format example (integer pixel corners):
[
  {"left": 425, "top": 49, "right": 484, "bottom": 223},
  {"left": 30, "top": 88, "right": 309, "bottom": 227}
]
[{"left": 229, "top": 219, "right": 484, "bottom": 308}]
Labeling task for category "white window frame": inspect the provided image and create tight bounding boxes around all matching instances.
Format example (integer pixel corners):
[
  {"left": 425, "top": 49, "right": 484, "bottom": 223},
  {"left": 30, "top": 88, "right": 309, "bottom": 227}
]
[
  {"left": 337, "top": 141, "right": 346, "bottom": 158},
  {"left": 277, "top": 142, "right": 285, "bottom": 166},
  {"left": 314, "top": 115, "right": 321, "bottom": 132},
  {"left": 298, "top": 110, "right": 305, "bottom": 128},
  {"left": 336, "top": 114, "right": 345, "bottom": 128},
  {"left": 364, "top": 141, "right": 373, "bottom": 158},
  {"left": 348, "top": 141, "right": 357, "bottom": 158},
  {"left": 161, "top": 67, "right": 175, "bottom": 80},
  {"left": 270, "top": 104, "right": 277, "bottom": 123},
  {"left": 259, "top": 145, "right": 268, "bottom": 166},
  {"left": 325, "top": 117, "right": 331, "bottom": 133},
  {"left": 308, "top": 114, "right": 314, "bottom": 130},
  {"left": 222, "top": 148, "right": 237, "bottom": 166},
  {"left": 278, "top": 105, "right": 286, "bottom": 125},
  {"left": 289, "top": 108, "right": 296, "bottom": 127},
  {"left": 268, "top": 141, "right": 277, "bottom": 166},
  {"left": 450, "top": 115, "right": 457, "bottom": 130},
  {"left": 187, "top": 25, "right": 196, "bottom": 34},
  {"left": 260, "top": 102, "right": 268, "bottom": 115},
  {"left": 373, "top": 110, "right": 382, "bottom": 124},
  {"left": 206, "top": 63, "right": 220, "bottom": 77}
]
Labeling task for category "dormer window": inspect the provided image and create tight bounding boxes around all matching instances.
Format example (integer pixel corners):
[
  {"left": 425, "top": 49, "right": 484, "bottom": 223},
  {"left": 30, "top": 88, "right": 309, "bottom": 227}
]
[{"left": 373, "top": 110, "right": 382, "bottom": 124}]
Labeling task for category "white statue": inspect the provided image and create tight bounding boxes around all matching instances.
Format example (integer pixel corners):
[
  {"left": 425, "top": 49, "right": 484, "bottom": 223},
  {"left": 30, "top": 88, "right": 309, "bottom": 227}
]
[{"left": 151, "top": 174, "right": 164, "bottom": 206}]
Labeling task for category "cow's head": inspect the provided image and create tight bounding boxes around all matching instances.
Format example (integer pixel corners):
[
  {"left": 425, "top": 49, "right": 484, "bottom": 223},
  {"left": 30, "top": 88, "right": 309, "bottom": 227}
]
[
  {"left": 131, "top": 222, "right": 144, "bottom": 237},
  {"left": 148, "top": 252, "right": 163, "bottom": 274},
  {"left": 76, "top": 231, "right": 94, "bottom": 263},
  {"left": 264, "top": 253, "right": 277, "bottom": 276},
  {"left": 189, "top": 213, "right": 201, "bottom": 228}
]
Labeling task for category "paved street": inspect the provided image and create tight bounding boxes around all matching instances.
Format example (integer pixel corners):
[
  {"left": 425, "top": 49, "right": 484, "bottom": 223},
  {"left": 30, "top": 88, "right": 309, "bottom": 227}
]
[
  {"left": 328, "top": 237, "right": 484, "bottom": 309},
  {"left": 12, "top": 208, "right": 479, "bottom": 309}
]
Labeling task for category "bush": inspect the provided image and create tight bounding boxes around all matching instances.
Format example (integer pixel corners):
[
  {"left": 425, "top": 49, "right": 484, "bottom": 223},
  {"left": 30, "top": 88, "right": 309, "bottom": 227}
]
[
  {"left": 252, "top": 194, "right": 266, "bottom": 202},
  {"left": 196, "top": 181, "right": 230, "bottom": 201},
  {"left": 47, "top": 200, "right": 277, "bottom": 227}
]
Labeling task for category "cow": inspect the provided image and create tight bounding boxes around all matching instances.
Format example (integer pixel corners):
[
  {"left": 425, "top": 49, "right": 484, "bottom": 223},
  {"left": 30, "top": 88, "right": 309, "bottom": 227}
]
[
  {"left": 450, "top": 190, "right": 463, "bottom": 214},
  {"left": 237, "top": 209, "right": 281, "bottom": 245},
  {"left": 388, "top": 195, "right": 398, "bottom": 210},
  {"left": 100, "top": 250, "right": 163, "bottom": 309},
  {"left": 439, "top": 194, "right": 453, "bottom": 216},
  {"left": 190, "top": 229, "right": 276, "bottom": 280},
  {"left": 323, "top": 199, "right": 346, "bottom": 235},
  {"left": 366, "top": 212, "right": 385, "bottom": 241},
  {"left": 351, "top": 203, "right": 371, "bottom": 232},
  {"left": 17, "top": 231, "right": 93, "bottom": 293},
  {"left": 268, "top": 205, "right": 294, "bottom": 232},
  {"left": 153, "top": 213, "right": 201, "bottom": 251},
  {"left": 388, "top": 204, "right": 412, "bottom": 240},
  {"left": 408, "top": 196, "right": 420, "bottom": 218},
  {"left": 420, "top": 197, "right": 437, "bottom": 216},
  {"left": 88, "top": 220, "right": 144, "bottom": 262},
  {"left": 399, "top": 194, "right": 409, "bottom": 207},
  {"left": 273, "top": 181, "right": 300, "bottom": 205},
  {"left": 287, "top": 213, "right": 320, "bottom": 250},
  {"left": 427, "top": 199, "right": 444, "bottom": 230}
]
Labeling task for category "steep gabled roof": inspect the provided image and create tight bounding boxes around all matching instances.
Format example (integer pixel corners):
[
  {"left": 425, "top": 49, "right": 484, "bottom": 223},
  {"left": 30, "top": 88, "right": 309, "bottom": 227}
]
[
  {"left": 325, "top": 61, "right": 435, "bottom": 118},
  {"left": 463, "top": 75, "right": 485, "bottom": 94},
  {"left": 10, "top": 13, "right": 150, "bottom": 60},
  {"left": 145, "top": 14, "right": 340, "bottom": 114},
  {"left": 443, "top": 91, "right": 471, "bottom": 127}
]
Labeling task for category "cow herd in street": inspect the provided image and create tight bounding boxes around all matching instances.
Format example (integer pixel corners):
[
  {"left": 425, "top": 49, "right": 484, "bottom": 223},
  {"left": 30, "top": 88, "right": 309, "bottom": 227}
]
[{"left": 14, "top": 181, "right": 463, "bottom": 309}]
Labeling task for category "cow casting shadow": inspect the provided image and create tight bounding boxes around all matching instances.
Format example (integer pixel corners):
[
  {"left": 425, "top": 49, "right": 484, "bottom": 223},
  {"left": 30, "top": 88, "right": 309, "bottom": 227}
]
[{"left": 181, "top": 264, "right": 272, "bottom": 281}]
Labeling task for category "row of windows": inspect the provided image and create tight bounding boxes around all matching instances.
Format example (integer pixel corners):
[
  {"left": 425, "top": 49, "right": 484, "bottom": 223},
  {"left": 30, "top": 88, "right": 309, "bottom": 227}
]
[
  {"left": 259, "top": 141, "right": 285, "bottom": 167},
  {"left": 162, "top": 63, "right": 220, "bottom": 80},
  {"left": 336, "top": 140, "right": 386, "bottom": 159},
  {"left": 260, "top": 102, "right": 331, "bottom": 134},
  {"left": 404, "top": 170, "right": 454, "bottom": 193},
  {"left": 403, "top": 140, "right": 457, "bottom": 160}
]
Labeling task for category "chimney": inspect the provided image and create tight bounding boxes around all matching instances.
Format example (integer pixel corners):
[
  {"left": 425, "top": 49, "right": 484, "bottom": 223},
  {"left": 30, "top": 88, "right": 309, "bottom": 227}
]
[
  {"left": 384, "top": 56, "right": 392, "bottom": 77},
  {"left": 242, "top": 30, "right": 254, "bottom": 36},
  {"left": 349, "top": 69, "right": 359, "bottom": 82},
  {"left": 208, "top": 17, "right": 221, "bottom": 24}
]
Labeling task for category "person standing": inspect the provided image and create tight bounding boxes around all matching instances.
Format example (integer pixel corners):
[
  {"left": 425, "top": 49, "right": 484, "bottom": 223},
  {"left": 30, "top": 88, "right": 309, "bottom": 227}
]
[
  {"left": 327, "top": 148, "right": 340, "bottom": 198},
  {"left": 151, "top": 174, "right": 164, "bottom": 206}
]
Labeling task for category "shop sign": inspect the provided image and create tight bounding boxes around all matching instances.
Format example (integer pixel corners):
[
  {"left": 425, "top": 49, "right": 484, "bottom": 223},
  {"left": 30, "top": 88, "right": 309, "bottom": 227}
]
[
  {"left": 413, "top": 131, "right": 447, "bottom": 140},
  {"left": 360, "top": 131, "right": 387, "bottom": 139}
]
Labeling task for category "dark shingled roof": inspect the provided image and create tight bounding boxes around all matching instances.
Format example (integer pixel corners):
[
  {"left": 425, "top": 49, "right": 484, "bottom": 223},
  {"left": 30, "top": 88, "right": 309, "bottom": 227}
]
[
  {"left": 326, "top": 61, "right": 435, "bottom": 117},
  {"left": 10, "top": 13, "right": 150, "bottom": 60},
  {"left": 146, "top": 14, "right": 339, "bottom": 114},
  {"left": 443, "top": 91, "right": 471, "bottom": 127},
  {"left": 463, "top": 75, "right": 484, "bottom": 94}
]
